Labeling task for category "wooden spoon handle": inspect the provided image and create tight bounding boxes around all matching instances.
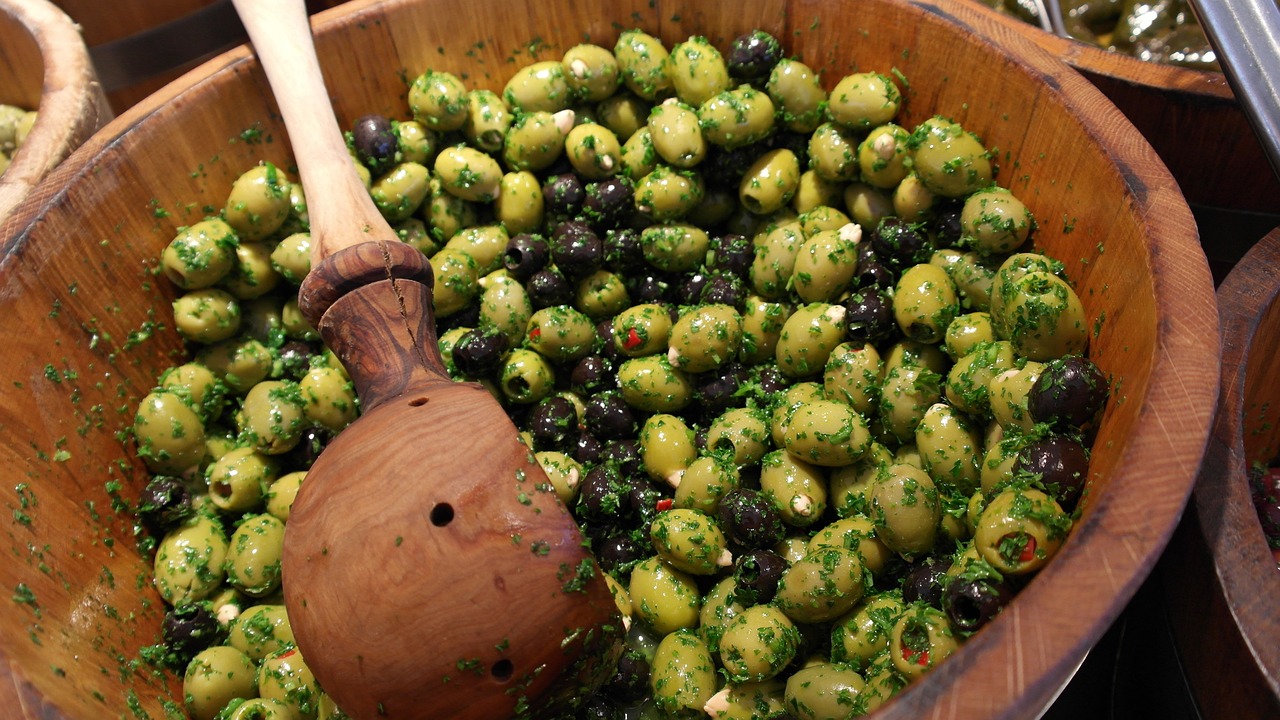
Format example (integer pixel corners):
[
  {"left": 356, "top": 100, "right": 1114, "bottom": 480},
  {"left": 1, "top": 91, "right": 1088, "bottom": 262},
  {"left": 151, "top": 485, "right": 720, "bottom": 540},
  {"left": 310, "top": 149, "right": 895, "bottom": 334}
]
[{"left": 231, "top": 0, "right": 391, "bottom": 263}]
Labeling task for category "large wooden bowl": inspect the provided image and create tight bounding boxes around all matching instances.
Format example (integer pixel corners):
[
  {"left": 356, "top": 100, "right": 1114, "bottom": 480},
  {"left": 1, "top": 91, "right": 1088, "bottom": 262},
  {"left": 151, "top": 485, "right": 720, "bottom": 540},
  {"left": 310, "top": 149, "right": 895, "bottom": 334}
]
[
  {"left": 0, "top": 0, "right": 110, "bottom": 225},
  {"left": 946, "top": 0, "right": 1280, "bottom": 275},
  {"left": 1161, "top": 228, "right": 1280, "bottom": 718},
  {"left": 0, "top": 0, "right": 1218, "bottom": 718}
]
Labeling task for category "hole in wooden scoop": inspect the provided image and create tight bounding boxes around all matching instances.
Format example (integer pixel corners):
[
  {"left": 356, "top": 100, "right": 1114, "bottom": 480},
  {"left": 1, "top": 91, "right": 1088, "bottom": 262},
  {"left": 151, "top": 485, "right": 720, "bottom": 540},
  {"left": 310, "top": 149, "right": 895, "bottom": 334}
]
[
  {"left": 429, "top": 503, "right": 454, "bottom": 526},
  {"left": 408, "top": 396, "right": 429, "bottom": 407},
  {"left": 491, "top": 659, "right": 514, "bottom": 682}
]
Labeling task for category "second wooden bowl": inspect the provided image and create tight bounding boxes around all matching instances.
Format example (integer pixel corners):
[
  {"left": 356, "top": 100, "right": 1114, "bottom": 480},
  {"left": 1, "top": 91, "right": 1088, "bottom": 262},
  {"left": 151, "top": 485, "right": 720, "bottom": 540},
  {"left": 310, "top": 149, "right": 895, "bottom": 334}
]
[
  {"left": 0, "top": 0, "right": 110, "bottom": 224},
  {"left": 0, "top": 0, "right": 1219, "bottom": 718}
]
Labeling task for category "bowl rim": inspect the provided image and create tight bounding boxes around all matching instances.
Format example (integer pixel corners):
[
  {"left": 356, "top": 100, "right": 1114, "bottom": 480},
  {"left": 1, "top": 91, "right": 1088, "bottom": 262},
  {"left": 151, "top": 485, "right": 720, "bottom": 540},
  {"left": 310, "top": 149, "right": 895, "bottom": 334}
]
[
  {"left": 0, "top": 0, "right": 112, "bottom": 226},
  {"left": 0, "top": 0, "right": 1221, "bottom": 718}
]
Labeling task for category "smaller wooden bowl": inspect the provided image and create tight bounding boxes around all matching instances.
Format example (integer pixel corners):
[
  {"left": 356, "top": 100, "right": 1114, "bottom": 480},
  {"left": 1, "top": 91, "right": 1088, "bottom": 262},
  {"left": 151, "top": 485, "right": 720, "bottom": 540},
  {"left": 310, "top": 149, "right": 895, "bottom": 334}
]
[
  {"left": 1161, "top": 228, "right": 1280, "bottom": 719},
  {"left": 947, "top": 0, "right": 1280, "bottom": 275},
  {"left": 0, "top": 0, "right": 110, "bottom": 226}
]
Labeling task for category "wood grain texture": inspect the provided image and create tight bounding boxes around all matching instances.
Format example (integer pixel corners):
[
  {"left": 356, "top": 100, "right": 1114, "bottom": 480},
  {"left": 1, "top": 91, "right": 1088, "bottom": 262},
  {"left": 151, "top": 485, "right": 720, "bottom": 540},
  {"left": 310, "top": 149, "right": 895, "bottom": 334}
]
[
  {"left": 0, "top": 0, "right": 1218, "bottom": 718},
  {"left": 945, "top": 0, "right": 1280, "bottom": 217},
  {"left": 1162, "top": 227, "right": 1280, "bottom": 718},
  {"left": 0, "top": 0, "right": 111, "bottom": 226}
]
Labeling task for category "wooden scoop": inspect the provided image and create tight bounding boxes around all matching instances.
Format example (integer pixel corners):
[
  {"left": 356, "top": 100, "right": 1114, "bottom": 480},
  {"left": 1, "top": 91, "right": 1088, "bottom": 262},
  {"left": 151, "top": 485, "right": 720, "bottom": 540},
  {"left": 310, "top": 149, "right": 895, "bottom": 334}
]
[{"left": 228, "top": 2, "right": 624, "bottom": 718}]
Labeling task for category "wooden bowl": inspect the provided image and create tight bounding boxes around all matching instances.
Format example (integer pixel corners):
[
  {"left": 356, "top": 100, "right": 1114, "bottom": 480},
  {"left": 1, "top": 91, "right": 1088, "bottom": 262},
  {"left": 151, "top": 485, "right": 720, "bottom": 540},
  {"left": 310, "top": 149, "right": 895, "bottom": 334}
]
[
  {"left": 0, "top": 0, "right": 1218, "bottom": 717},
  {"left": 0, "top": 0, "right": 110, "bottom": 225},
  {"left": 946, "top": 0, "right": 1280, "bottom": 276},
  {"left": 1161, "top": 227, "right": 1280, "bottom": 718}
]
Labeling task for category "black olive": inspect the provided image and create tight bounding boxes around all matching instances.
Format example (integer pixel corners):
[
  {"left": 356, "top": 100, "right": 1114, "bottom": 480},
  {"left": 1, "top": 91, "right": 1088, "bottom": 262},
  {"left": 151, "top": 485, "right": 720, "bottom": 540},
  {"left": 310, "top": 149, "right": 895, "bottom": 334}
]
[
  {"left": 601, "top": 439, "right": 644, "bottom": 478},
  {"left": 503, "top": 233, "right": 550, "bottom": 280},
  {"left": 700, "top": 273, "right": 746, "bottom": 308},
  {"left": 603, "top": 228, "right": 646, "bottom": 273},
  {"left": 434, "top": 300, "right": 480, "bottom": 335},
  {"left": 552, "top": 225, "right": 604, "bottom": 280},
  {"left": 529, "top": 396, "right": 580, "bottom": 451},
  {"left": 628, "top": 272, "right": 676, "bottom": 304},
  {"left": 856, "top": 260, "right": 895, "bottom": 290},
  {"left": 843, "top": 290, "right": 898, "bottom": 344},
  {"left": 276, "top": 340, "right": 316, "bottom": 379},
  {"left": 162, "top": 603, "right": 222, "bottom": 660},
  {"left": 733, "top": 548, "right": 788, "bottom": 605},
  {"left": 584, "top": 177, "right": 634, "bottom": 231},
  {"left": 677, "top": 271, "right": 710, "bottom": 305},
  {"left": 584, "top": 392, "right": 636, "bottom": 440},
  {"left": 769, "top": 131, "right": 810, "bottom": 169},
  {"left": 543, "top": 173, "right": 585, "bottom": 218},
  {"left": 756, "top": 365, "right": 790, "bottom": 396},
  {"left": 574, "top": 432, "right": 603, "bottom": 466},
  {"left": 902, "top": 559, "right": 951, "bottom": 608},
  {"left": 943, "top": 577, "right": 1014, "bottom": 632},
  {"left": 856, "top": 240, "right": 878, "bottom": 265},
  {"left": 1258, "top": 497, "right": 1280, "bottom": 546},
  {"left": 872, "top": 217, "right": 932, "bottom": 270},
  {"left": 596, "top": 319, "right": 618, "bottom": 361},
  {"left": 727, "top": 30, "right": 783, "bottom": 80},
  {"left": 452, "top": 328, "right": 509, "bottom": 377},
  {"left": 695, "top": 362, "right": 749, "bottom": 419},
  {"left": 606, "top": 648, "right": 651, "bottom": 703},
  {"left": 717, "top": 488, "right": 786, "bottom": 550},
  {"left": 525, "top": 268, "right": 574, "bottom": 309},
  {"left": 570, "top": 355, "right": 613, "bottom": 395},
  {"left": 702, "top": 144, "right": 759, "bottom": 189},
  {"left": 708, "top": 233, "right": 753, "bottom": 275},
  {"left": 577, "top": 694, "right": 622, "bottom": 720},
  {"left": 575, "top": 466, "right": 631, "bottom": 524},
  {"left": 282, "top": 427, "right": 334, "bottom": 470},
  {"left": 1015, "top": 434, "right": 1090, "bottom": 511},
  {"left": 930, "top": 198, "right": 964, "bottom": 245},
  {"left": 351, "top": 113, "right": 397, "bottom": 176},
  {"left": 1027, "top": 355, "right": 1109, "bottom": 433},
  {"left": 137, "top": 476, "right": 193, "bottom": 536},
  {"left": 595, "top": 533, "right": 646, "bottom": 575}
]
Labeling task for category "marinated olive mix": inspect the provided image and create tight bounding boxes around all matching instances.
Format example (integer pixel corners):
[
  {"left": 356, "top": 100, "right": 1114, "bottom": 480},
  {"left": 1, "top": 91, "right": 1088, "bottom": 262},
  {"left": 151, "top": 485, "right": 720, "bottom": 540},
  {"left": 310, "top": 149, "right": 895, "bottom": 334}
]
[
  {"left": 134, "top": 27, "right": 1109, "bottom": 720},
  {"left": 0, "top": 102, "right": 36, "bottom": 176}
]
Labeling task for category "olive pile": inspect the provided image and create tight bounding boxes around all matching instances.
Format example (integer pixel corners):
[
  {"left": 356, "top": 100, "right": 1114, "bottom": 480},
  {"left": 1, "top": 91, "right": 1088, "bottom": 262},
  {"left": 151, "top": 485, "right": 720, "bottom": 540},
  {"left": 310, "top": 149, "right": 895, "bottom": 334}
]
[
  {"left": 1249, "top": 462, "right": 1280, "bottom": 564},
  {"left": 0, "top": 102, "right": 37, "bottom": 176},
  {"left": 134, "top": 26, "right": 1110, "bottom": 720}
]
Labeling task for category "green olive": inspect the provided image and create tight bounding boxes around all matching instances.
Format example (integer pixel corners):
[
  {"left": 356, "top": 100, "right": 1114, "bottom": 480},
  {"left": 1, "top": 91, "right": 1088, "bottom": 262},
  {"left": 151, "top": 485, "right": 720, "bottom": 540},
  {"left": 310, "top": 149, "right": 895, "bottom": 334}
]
[
  {"left": 807, "top": 514, "right": 892, "bottom": 576},
  {"left": 434, "top": 145, "right": 502, "bottom": 203},
  {"left": 648, "top": 101, "right": 706, "bottom": 169},
  {"left": 428, "top": 248, "right": 480, "bottom": 318},
  {"left": 617, "top": 354, "right": 692, "bottom": 412},
  {"left": 650, "top": 508, "right": 732, "bottom": 575},
  {"left": 597, "top": 91, "right": 650, "bottom": 143},
  {"left": 784, "top": 399, "right": 872, "bottom": 467},
  {"left": 843, "top": 182, "right": 895, "bottom": 234},
  {"left": 975, "top": 488, "right": 1070, "bottom": 575},
  {"left": 792, "top": 224, "right": 861, "bottom": 303},
  {"left": 236, "top": 380, "right": 306, "bottom": 455},
  {"left": 988, "top": 360, "right": 1045, "bottom": 431},
  {"left": 425, "top": 175, "right": 479, "bottom": 242},
  {"left": 270, "top": 232, "right": 311, "bottom": 284},
  {"left": 613, "top": 303, "right": 672, "bottom": 357},
  {"left": 564, "top": 122, "right": 622, "bottom": 180},
  {"left": 409, "top": 70, "right": 469, "bottom": 131},
  {"left": 988, "top": 252, "right": 1063, "bottom": 336},
  {"left": 783, "top": 662, "right": 869, "bottom": 720},
  {"left": 162, "top": 218, "right": 238, "bottom": 289},
  {"left": 619, "top": 126, "right": 658, "bottom": 179},
  {"left": 698, "top": 84, "right": 775, "bottom": 149},
  {"left": 740, "top": 295, "right": 792, "bottom": 364},
  {"left": 910, "top": 116, "right": 993, "bottom": 198},
  {"left": 750, "top": 220, "right": 804, "bottom": 299},
  {"left": 831, "top": 595, "right": 905, "bottom": 669},
  {"left": 668, "top": 303, "right": 742, "bottom": 373},
  {"left": 629, "top": 555, "right": 701, "bottom": 635},
  {"left": 775, "top": 546, "right": 865, "bottom": 623},
  {"left": 535, "top": 451, "right": 583, "bottom": 506},
  {"left": 494, "top": 170, "right": 544, "bottom": 234},
  {"left": 961, "top": 186, "right": 1033, "bottom": 254},
  {"left": 503, "top": 109, "right": 573, "bottom": 172},
  {"left": 705, "top": 407, "right": 771, "bottom": 468},
  {"left": 719, "top": 605, "right": 801, "bottom": 683},
  {"left": 774, "top": 302, "right": 846, "bottom": 378},
  {"left": 765, "top": 58, "right": 826, "bottom": 133},
  {"left": 828, "top": 71, "right": 902, "bottom": 130},
  {"left": 770, "top": 381, "right": 827, "bottom": 447},
  {"left": 614, "top": 30, "right": 673, "bottom": 101},
  {"left": 640, "top": 413, "right": 697, "bottom": 488},
  {"left": 258, "top": 646, "right": 320, "bottom": 718},
  {"left": 759, "top": 449, "right": 828, "bottom": 528},
  {"left": 173, "top": 288, "right": 241, "bottom": 345},
  {"left": 824, "top": 341, "right": 883, "bottom": 417},
  {"left": 183, "top": 646, "right": 257, "bottom": 720},
  {"left": 207, "top": 446, "right": 276, "bottom": 513},
  {"left": 574, "top": 269, "right": 631, "bottom": 319},
  {"left": 394, "top": 119, "right": 438, "bottom": 165},
  {"left": 871, "top": 462, "right": 942, "bottom": 557},
  {"left": 808, "top": 122, "right": 860, "bottom": 182},
  {"left": 635, "top": 165, "right": 705, "bottom": 221},
  {"left": 703, "top": 680, "right": 787, "bottom": 720},
  {"left": 526, "top": 305, "right": 597, "bottom": 362},
  {"left": 915, "top": 402, "right": 982, "bottom": 495},
  {"left": 265, "top": 470, "right": 305, "bottom": 522},
  {"left": 890, "top": 605, "right": 958, "bottom": 679},
  {"left": 668, "top": 35, "right": 731, "bottom": 106},
  {"left": 740, "top": 148, "right": 800, "bottom": 215},
  {"left": 160, "top": 362, "right": 225, "bottom": 422},
  {"left": 650, "top": 628, "right": 717, "bottom": 717},
  {"left": 944, "top": 311, "right": 997, "bottom": 360},
  {"left": 640, "top": 222, "right": 710, "bottom": 272},
  {"left": 462, "top": 89, "right": 511, "bottom": 154},
  {"left": 499, "top": 348, "right": 556, "bottom": 404},
  {"left": 674, "top": 456, "right": 740, "bottom": 514},
  {"left": 224, "top": 163, "right": 291, "bottom": 242},
  {"left": 945, "top": 339, "right": 1016, "bottom": 416},
  {"left": 134, "top": 389, "right": 207, "bottom": 474},
  {"left": 370, "top": 161, "right": 430, "bottom": 221},
  {"left": 225, "top": 513, "right": 286, "bottom": 597},
  {"left": 154, "top": 514, "right": 228, "bottom": 606},
  {"left": 892, "top": 172, "right": 937, "bottom": 223},
  {"left": 893, "top": 263, "right": 960, "bottom": 344},
  {"left": 228, "top": 604, "right": 295, "bottom": 662},
  {"left": 299, "top": 365, "right": 357, "bottom": 433},
  {"left": 858, "top": 123, "right": 911, "bottom": 189},
  {"left": 998, "top": 271, "right": 1090, "bottom": 361},
  {"left": 562, "top": 43, "right": 621, "bottom": 102},
  {"left": 792, "top": 171, "right": 845, "bottom": 215}
]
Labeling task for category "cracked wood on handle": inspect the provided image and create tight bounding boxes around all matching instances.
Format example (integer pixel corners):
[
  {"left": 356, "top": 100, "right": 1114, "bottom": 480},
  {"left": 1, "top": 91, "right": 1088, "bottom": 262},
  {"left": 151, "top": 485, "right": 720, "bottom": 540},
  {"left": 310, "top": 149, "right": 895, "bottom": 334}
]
[{"left": 228, "top": 2, "right": 624, "bottom": 719}]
